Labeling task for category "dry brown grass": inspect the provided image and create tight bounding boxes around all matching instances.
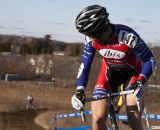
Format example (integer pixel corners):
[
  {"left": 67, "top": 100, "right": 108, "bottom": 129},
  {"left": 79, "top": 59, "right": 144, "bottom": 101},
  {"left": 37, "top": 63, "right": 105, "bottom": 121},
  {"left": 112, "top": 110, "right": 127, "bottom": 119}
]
[
  {"left": 0, "top": 81, "right": 92, "bottom": 129},
  {"left": 0, "top": 81, "right": 80, "bottom": 112},
  {"left": 0, "top": 81, "right": 160, "bottom": 130}
]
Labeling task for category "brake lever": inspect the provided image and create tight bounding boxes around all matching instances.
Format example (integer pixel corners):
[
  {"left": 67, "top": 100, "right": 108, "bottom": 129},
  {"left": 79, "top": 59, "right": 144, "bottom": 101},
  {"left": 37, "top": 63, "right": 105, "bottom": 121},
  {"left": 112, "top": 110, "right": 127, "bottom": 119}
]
[
  {"left": 80, "top": 109, "right": 86, "bottom": 122},
  {"left": 136, "top": 98, "right": 141, "bottom": 112}
]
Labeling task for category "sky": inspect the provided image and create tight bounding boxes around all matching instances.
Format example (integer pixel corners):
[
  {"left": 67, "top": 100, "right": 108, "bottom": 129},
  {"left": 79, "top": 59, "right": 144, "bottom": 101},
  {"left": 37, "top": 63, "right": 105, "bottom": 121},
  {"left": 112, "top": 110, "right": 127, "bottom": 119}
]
[{"left": 0, "top": 0, "right": 160, "bottom": 44}]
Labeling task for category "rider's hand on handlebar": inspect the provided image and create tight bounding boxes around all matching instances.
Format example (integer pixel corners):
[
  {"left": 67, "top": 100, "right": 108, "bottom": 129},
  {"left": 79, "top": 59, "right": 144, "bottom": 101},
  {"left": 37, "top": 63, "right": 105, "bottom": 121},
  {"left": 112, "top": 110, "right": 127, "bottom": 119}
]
[
  {"left": 125, "top": 80, "right": 144, "bottom": 99},
  {"left": 71, "top": 89, "right": 86, "bottom": 110},
  {"left": 132, "top": 80, "right": 144, "bottom": 99}
]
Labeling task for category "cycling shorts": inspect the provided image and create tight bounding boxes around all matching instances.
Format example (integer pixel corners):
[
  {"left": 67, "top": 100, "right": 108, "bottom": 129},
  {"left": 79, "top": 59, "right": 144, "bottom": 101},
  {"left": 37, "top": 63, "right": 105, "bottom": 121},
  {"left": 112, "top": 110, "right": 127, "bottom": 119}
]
[{"left": 93, "top": 58, "right": 142, "bottom": 98}]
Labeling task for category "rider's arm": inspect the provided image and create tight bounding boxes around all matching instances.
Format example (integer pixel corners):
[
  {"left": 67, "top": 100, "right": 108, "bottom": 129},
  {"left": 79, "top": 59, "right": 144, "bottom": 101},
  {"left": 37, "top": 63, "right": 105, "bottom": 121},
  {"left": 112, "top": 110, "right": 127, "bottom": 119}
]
[
  {"left": 76, "top": 37, "right": 96, "bottom": 89},
  {"left": 133, "top": 35, "right": 156, "bottom": 83}
]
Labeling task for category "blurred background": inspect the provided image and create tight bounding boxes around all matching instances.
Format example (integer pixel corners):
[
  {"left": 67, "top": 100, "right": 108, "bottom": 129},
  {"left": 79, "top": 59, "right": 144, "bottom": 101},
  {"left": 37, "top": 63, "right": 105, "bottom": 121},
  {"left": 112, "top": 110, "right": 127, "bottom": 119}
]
[{"left": 0, "top": 0, "right": 159, "bottom": 130}]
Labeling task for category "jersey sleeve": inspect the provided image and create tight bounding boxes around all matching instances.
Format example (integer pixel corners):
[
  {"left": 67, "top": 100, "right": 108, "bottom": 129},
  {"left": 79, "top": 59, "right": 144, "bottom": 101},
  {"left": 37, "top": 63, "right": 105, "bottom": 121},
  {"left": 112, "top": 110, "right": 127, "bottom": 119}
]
[
  {"left": 133, "top": 35, "right": 156, "bottom": 83},
  {"left": 76, "top": 37, "right": 96, "bottom": 89}
]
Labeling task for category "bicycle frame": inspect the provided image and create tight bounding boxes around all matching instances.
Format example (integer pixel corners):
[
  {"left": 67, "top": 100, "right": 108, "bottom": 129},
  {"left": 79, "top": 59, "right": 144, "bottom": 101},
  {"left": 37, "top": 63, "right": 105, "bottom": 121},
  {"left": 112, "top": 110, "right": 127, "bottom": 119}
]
[{"left": 80, "top": 90, "right": 135, "bottom": 130}]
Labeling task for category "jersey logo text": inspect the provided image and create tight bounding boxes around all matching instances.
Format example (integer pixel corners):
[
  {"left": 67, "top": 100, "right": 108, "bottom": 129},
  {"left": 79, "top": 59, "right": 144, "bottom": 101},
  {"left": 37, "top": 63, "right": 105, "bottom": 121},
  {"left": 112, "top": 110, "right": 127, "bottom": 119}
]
[{"left": 99, "top": 49, "right": 126, "bottom": 59}]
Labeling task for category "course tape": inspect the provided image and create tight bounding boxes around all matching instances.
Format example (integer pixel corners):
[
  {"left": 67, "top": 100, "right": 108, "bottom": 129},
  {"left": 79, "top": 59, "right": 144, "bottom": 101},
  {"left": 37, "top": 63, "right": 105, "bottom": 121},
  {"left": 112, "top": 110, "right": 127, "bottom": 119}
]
[
  {"left": 56, "top": 126, "right": 91, "bottom": 130},
  {"left": 55, "top": 111, "right": 91, "bottom": 119},
  {"left": 54, "top": 111, "right": 160, "bottom": 120}
]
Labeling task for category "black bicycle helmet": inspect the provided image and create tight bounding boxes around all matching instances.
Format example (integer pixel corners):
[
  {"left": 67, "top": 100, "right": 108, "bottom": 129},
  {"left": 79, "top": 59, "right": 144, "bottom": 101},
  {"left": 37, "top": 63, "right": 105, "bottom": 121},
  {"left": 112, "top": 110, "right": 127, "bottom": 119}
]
[{"left": 75, "top": 5, "right": 110, "bottom": 35}]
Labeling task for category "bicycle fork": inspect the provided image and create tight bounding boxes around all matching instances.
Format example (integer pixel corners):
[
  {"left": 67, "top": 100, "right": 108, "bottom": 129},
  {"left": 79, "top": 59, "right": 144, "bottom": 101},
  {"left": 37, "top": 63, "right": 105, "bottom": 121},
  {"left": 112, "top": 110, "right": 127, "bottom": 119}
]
[{"left": 108, "top": 102, "right": 119, "bottom": 130}]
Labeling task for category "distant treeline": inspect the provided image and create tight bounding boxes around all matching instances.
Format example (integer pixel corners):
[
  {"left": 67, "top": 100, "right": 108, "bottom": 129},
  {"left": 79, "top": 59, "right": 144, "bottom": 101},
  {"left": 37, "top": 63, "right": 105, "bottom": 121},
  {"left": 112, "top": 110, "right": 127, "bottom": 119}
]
[
  {"left": 0, "top": 34, "right": 160, "bottom": 85},
  {"left": 0, "top": 34, "right": 83, "bottom": 56}
]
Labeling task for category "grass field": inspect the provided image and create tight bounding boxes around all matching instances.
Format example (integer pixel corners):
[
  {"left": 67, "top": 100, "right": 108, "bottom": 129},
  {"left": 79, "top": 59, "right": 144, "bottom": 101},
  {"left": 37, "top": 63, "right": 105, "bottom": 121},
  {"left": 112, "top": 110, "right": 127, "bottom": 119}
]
[
  {"left": 0, "top": 81, "right": 92, "bottom": 129},
  {"left": 0, "top": 81, "right": 159, "bottom": 130}
]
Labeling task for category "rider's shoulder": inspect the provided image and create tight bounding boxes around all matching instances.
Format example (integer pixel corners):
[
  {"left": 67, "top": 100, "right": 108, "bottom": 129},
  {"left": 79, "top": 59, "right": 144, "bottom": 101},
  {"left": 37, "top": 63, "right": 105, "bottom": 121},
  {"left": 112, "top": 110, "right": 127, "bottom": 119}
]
[
  {"left": 114, "top": 24, "right": 138, "bottom": 35},
  {"left": 113, "top": 24, "right": 142, "bottom": 48},
  {"left": 114, "top": 24, "right": 133, "bottom": 30}
]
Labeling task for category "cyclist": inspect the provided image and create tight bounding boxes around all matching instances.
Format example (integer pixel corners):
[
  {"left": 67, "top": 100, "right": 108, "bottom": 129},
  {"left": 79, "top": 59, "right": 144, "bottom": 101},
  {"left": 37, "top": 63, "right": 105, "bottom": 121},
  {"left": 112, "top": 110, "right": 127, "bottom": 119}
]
[
  {"left": 71, "top": 4, "right": 156, "bottom": 130},
  {"left": 26, "top": 94, "right": 33, "bottom": 110}
]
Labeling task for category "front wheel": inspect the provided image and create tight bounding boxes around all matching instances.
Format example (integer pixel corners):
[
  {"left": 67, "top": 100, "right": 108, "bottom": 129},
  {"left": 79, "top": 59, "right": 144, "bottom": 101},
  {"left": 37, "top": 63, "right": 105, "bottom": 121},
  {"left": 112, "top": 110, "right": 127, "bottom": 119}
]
[{"left": 107, "top": 103, "right": 119, "bottom": 130}]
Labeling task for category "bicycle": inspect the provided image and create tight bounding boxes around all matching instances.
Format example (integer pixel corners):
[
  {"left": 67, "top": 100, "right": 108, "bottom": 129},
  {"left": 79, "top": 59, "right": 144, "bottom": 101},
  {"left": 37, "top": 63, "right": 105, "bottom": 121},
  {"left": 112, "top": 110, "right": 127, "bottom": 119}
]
[{"left": 80, "top": 89, "right": 136, "bottom": 130}]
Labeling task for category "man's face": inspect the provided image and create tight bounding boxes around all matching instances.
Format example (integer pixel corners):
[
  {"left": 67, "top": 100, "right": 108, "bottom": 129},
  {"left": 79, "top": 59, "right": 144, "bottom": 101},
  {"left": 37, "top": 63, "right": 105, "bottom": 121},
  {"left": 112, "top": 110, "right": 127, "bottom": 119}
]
[{"left": 89, "top": 25, "right": 112, "bottom": 43}]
